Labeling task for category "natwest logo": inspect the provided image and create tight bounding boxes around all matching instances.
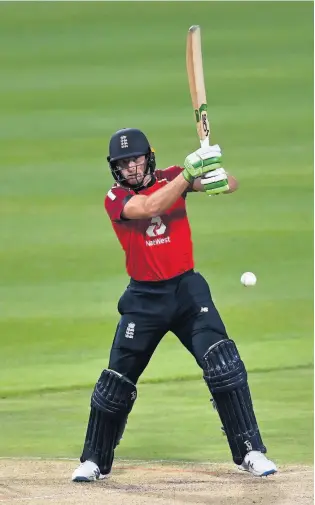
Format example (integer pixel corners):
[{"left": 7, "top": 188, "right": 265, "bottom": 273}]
[
  {"left": 146, "top": 236, "right": 171, "bottom": 247},
  {"left": 145, "top": 216, "right": 170, "bottom": 247},
  {"left": 146, "top": 216, "right": 166, "bottom": 237}
]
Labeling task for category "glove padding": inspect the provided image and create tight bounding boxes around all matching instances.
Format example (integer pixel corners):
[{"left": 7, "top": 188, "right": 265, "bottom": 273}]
[
  {"left": 183, "top": 144, "right": 222, "bottom": 182},
  {"left": 200, "top": 168, "right": 229, "bottom": 195}
]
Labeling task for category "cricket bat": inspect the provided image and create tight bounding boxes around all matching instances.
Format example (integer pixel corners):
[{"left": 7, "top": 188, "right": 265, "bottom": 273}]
[{"left": 186, "top": 25, "right": 210, "bottom": 148}]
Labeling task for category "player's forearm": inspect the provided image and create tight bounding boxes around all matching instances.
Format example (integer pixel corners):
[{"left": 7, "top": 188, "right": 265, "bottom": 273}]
[{"left": 144, "top": 174, "right": 189, "bottom": 216}]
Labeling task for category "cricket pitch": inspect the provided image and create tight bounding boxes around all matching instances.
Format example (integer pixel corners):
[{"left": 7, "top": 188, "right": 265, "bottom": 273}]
[{"left": 0, "top": 459, "right": 313, "bottom": 505}]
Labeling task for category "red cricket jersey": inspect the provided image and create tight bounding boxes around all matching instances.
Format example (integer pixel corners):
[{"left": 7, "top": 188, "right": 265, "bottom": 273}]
[{"left": 104, "top": 166, "right": 194, "bottom": 281}]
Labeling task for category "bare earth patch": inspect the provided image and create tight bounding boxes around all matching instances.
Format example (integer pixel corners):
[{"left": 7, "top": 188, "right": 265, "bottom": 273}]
[{"left": 0, "top": 459, "right": 313, "bottom": 505}]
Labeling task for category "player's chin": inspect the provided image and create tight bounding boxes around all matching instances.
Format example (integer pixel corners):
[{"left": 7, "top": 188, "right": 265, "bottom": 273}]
[{"left": 127, "top": 175, "right": 144, "bottom": 186}]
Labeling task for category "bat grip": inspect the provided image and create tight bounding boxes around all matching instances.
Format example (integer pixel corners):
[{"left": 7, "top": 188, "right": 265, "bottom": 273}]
[{"left": 200, "top": 138, "right": 210, "bottom": 148}]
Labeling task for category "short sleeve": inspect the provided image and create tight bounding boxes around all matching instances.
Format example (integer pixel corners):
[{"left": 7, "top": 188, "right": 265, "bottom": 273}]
[
  {"left": 156, "top": 165, "right": 183, "bottom": 182},
  {"left": 104, "top": 186, "right": 133, "bottom": 222},
  {"left": 156, "top": 166, "right": 195, "bottom": 193}
]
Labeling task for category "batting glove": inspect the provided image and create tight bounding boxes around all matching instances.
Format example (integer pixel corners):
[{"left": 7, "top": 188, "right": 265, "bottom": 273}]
[
  {"left": 182, "top": 144, "right": 222, "bottom": 182},
  {"left": 200, "top": 168, "right": 229, "bottom": 195}
]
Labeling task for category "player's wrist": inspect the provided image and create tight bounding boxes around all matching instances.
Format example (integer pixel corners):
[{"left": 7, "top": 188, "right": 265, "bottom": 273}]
[{"left": 182, "top": 169, "right": 193, "bottom": 183}]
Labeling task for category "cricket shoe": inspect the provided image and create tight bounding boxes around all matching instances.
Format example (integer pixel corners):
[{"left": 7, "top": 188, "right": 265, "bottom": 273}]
[
  {"left": 72, "top": 460, "right": 109, "bottom": 482},
  {"left": 238, "top": 451, "right": 277, "bottom": 477}
]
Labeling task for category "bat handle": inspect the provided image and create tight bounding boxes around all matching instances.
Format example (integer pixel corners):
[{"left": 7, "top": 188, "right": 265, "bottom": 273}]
[{"left": 200, "top": 137, "right": 210, "bottom": 148}]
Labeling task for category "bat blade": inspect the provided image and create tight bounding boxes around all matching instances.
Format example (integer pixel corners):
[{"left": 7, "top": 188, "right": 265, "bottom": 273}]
[{"left": 186, "top": 25, "right": 210, "bottom": 147}]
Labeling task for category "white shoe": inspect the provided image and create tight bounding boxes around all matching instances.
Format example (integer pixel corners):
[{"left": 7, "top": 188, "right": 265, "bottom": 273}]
[
  {"left": 238, "top": 451, "right": 277, "bottom": 477},
  {"left": 72, "top": 460, "right": 108, "bottom": 482}
]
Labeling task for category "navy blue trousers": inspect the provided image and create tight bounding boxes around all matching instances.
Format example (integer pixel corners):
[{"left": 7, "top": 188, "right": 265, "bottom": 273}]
[{"left": 108, "top": 270, "right": 228, "bottom": 384}]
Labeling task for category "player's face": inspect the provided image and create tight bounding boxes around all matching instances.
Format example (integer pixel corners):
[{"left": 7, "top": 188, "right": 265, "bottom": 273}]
[{"left": 118, "top": 155, "right": 147, "bottom": 186}]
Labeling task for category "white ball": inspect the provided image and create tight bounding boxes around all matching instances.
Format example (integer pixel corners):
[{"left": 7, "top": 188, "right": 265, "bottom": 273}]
[{"left": 240, "top": 272, "right": 257, "bottom": 287}]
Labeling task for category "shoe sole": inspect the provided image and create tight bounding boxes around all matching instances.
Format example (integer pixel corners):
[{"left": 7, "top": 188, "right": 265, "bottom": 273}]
[
  {"left": 260, "top": 469, "right": 277, "bottom": 477},
  {"left": 72, "top": 474, "right": 109, "bottom": 482},
  {"left": 238, "top": 466, "right": 277, "bottom": 477},
  {"left": 72, "top": 476, "right": 97, "bottom": 482}
]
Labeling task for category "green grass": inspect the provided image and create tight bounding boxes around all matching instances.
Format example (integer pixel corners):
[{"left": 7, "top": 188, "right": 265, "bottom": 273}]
[
  {"left": 0, "top": 369, "right": 312, "bottom": 464},
  {"left": 0, "top": 2, "right": 313, "bottom": 465}
]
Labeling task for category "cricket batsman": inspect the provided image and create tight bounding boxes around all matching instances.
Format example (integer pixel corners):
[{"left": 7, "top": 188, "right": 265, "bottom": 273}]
[{"left": 72, "top": 128, "right": 277, "bottom": 481}]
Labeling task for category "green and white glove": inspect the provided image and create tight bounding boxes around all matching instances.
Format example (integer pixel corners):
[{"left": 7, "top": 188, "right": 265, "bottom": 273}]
[
  {"left": 183, "top": 144, "right": 229, "bottom": 195},
  {"left": 200, "top": 168, "right": 229, "bottom": 195}
]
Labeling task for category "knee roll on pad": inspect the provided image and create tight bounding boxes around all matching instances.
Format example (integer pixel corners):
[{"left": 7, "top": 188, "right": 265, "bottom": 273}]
[
  {"left": 91, "top": 368, "right": 137, "bottom": 416},
  {"left": 203, "top": 338, "right": 247, "bottom": 392},
  {"left": 203, "top": 339, "right": 266, "bottom": 465},
  {"left": 81, "top": 369, "right": 137, "bottom": 474}
]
